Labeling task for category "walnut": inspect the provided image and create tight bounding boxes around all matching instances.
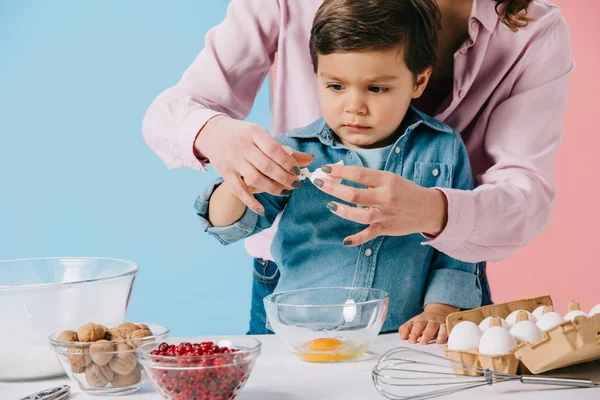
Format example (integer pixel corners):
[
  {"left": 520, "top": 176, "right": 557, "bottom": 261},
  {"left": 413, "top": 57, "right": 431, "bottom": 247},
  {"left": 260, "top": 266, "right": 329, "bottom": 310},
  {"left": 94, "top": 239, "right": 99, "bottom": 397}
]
[
  {"left": 90, "top": 339, "right": 115, "bottom": 366},
  {"left": 57, "top": 330, "right": 78, "bottom": 342},
  {"left": 104, "top": 327, "right": 128, "bottom": 341},
  {"left": 71, "top": 362, "right": 86, "bottom": 374},
  {"left": 109, "top": 344, "right": 137, "bottom": 375},
  {"left": 116, "top": 322, "right": 140, "bottom": 337},
  {"left": 85, "top": 363, "right": 114, "bottom": 388},
  {"left": 68, "top": 344, "right": 91, "bottom": 373},
  {"left": 78, "top": 323, "right": 107, "bottom": 342},
  {"left": 127, "top": 329, "right": 153, "bottom": 348},
  {"left": 136, "top": 323, "right": 150, "bottom": 331},
  {"left": 110, "top": 365, "right": 142, "bottom": 387}
]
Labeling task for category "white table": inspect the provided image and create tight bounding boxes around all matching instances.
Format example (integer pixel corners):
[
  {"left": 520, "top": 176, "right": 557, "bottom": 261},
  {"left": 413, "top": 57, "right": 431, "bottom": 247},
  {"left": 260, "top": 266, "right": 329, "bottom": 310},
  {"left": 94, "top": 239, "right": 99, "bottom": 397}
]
[{"left": 3, "top": 334, "right": 599, "bottom": 399}]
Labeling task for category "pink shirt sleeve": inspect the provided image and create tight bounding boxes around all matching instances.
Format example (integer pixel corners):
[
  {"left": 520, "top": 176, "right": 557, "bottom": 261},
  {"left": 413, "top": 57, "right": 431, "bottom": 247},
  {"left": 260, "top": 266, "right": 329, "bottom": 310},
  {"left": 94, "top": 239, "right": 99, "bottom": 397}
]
[
  {"left": 142, "top": 0, "right": 280, "bottom": 170},
  {"left": 424, "top": 16, "right": 574, "bottom": 262}
]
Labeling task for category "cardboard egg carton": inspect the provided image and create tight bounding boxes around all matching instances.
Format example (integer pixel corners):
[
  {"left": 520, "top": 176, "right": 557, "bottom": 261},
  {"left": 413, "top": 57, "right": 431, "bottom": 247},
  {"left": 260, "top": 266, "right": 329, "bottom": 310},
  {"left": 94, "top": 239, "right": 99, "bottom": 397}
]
[{"left": 442, "top": 295, "right": 600, "bottom": 375}]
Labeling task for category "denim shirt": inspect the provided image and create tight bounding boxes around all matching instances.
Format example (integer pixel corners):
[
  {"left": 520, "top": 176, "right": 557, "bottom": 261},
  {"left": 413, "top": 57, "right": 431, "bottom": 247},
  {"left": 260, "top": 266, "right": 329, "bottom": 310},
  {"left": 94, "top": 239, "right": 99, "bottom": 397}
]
[{"left": 195, "top": 107, "right": 483, "bottom": 332}]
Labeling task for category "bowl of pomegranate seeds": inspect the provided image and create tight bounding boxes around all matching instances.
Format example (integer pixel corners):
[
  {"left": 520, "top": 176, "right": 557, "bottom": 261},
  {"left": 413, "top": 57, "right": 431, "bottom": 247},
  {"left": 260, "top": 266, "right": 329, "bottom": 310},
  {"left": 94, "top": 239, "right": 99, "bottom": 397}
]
[{"left": 137, "top": 337, "right": 261, "bottom": 400}]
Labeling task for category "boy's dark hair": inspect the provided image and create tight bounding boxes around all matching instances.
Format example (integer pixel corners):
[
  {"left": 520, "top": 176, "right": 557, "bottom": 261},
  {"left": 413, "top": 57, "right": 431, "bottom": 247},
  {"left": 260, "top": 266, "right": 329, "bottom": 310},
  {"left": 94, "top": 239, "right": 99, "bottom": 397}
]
[{"left": 309, "top": 0, "right": 442, "bottom": 76}]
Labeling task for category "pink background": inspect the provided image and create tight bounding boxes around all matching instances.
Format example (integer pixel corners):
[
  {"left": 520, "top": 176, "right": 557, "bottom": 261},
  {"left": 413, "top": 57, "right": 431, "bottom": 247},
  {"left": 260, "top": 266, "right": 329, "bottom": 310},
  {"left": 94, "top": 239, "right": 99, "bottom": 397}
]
[
  {"left": 489, "top": 0, "right": 600, "bottom": 313},
  {"left": 270, "top": 1, "right": 600, "bottom": 313}
]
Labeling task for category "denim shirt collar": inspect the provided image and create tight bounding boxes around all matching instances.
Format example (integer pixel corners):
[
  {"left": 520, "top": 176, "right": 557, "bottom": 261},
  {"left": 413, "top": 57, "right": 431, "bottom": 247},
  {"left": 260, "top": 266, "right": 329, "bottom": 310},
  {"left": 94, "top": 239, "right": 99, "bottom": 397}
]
[{"left": 286, "top": 106, "right": 453, "bottom": 147}]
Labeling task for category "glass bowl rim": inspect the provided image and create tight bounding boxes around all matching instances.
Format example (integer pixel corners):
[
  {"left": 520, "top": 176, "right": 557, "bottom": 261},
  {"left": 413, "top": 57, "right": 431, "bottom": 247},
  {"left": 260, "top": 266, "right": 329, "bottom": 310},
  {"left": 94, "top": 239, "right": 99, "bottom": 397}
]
[
  {"left": 263, "top": 286, "right": 389, "bottom": 308},
  {"left": 0, "top": 257, "right": 139, "bottom": 290},
  {"left": 136, "top": 337, "right": 262, "bottom": 364}
]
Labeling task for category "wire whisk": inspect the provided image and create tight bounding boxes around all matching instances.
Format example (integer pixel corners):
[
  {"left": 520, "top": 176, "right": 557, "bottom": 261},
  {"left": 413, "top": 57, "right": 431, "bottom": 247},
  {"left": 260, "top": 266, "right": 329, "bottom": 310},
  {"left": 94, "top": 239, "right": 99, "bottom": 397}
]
[{"left": 372, "top": 347, "right": 599, "bottom": 400}]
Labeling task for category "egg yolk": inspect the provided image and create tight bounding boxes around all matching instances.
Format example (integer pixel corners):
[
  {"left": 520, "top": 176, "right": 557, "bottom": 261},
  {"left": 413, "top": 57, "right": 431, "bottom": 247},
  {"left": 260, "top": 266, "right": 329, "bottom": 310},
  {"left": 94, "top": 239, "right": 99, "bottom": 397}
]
[{"left": 307, "top": 338, "right": 342, "bottom": 351}]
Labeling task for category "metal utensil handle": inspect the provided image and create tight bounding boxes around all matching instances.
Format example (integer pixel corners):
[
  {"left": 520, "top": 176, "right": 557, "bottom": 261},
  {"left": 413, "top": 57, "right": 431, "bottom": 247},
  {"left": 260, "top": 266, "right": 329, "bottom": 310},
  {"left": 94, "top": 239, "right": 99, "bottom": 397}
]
[
  {"left": 521, "top": 376, "right": 596, "bottom": 388},
  {"left": 19, "top": 384, "right": 70, "bottom": 400}
]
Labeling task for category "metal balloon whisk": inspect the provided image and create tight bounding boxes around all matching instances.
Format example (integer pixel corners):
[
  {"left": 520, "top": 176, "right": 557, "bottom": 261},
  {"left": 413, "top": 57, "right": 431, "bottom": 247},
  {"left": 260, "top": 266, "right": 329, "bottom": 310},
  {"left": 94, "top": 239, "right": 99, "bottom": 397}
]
[{"left": 372, "top": 347, "right": 599, "bottom": 400}]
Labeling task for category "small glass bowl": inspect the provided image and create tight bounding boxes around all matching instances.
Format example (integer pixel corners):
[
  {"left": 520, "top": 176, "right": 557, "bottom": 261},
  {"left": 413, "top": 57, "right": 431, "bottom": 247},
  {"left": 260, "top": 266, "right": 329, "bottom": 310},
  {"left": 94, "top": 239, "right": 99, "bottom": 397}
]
[
  {"left": 264, "top": 287, "right": 389, "bottom": 363},
  {"left": 137, "top": 337, "right": 261, "bottom": 400},
  {"left": 49, "top": 323, "right": 170, "bottom": 396}
]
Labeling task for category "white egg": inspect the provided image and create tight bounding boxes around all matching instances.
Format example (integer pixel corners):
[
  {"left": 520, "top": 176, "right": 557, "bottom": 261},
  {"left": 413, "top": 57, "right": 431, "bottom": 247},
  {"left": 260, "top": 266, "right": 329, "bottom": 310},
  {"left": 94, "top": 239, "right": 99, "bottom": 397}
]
[
  {"left": 505, "top": 310, "right": 536, "bottom": 327},
  {"left": 447, "top": 321, "right": 482, "bottom": 351},
  {"left": 479, "top": 326, "right": 517, "bottom": 355},
  {"left": 509, "top": 321, "right": 543, "bottom": 344},
  {"left": 479, "top": 316, "right": 509, "bottom": 331},
  {"left": 564, "top": 310, "right": 589, "bottom": 321},
  {"left": 536, "top": 312, "right": 565, "bottom": 331},
  {"left": 343, "top": 299, "right": 357, "bottom": 322},
  {"left": 590, "top": 304, "right": 600, "bottom": 317}
]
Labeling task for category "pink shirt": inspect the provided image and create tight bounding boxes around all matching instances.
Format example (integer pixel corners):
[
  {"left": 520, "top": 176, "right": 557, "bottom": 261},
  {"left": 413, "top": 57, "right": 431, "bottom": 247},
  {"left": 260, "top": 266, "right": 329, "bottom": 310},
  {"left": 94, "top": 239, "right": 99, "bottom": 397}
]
[{"left": 142, "top": 0, "right": 573, "bottom": 263}]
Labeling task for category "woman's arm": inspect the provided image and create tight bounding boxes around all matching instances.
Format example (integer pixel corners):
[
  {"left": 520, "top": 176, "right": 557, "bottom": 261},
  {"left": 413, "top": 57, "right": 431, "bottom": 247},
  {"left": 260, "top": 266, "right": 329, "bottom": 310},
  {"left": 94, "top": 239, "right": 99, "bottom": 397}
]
[
  {"left": 424, "top": 15, "right": 574, "bottom": 262},
  {"left": 142, "top": 0, "right": 279, "bottom": 169},
  {"left": 142, "top": 0, "right": 308, "bottom": 212}
]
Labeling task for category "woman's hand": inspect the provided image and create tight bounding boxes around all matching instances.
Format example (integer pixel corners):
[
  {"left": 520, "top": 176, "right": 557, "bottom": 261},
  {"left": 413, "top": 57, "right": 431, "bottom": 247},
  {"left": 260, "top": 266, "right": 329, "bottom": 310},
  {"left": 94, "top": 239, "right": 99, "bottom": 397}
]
[
  {"left": 195, "top": 116, "right": 313, "bottom": 214},
  {"left": 399, "top": 303, "right": 458, "bottom": 345},
  {"left": 314, "top": 164, "right": 448, "bottom": 246}
]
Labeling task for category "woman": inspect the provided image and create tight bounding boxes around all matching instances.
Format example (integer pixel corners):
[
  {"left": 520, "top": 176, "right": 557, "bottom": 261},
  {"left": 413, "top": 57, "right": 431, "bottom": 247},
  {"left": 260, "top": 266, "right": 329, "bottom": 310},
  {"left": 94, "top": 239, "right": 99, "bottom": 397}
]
[{"left": 142, "top": 0, "right": 573, "bottom": 341}]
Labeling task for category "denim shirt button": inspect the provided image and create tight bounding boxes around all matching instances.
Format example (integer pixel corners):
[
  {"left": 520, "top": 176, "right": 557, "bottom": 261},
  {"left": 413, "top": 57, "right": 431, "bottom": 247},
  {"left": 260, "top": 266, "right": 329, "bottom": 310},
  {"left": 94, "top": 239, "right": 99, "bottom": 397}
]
[
  {"left": 348, "top": 152, "right": 353, "bottom": 159},
  {"left": 365, "top": 248, "right": 373, "bottom": 257},
  {"left": 394, "top": 147, "right": 401, "bottom": 154},
  {"left": 432, "top": 168, "right": 439, "bottom": 177}
]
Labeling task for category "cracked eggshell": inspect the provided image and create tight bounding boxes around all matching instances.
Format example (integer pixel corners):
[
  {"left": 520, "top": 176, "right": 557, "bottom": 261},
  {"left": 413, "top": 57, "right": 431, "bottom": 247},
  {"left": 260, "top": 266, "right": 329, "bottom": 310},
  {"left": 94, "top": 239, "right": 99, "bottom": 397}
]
[{"left": 343, "top": 299, "right": 357, "bottom": 323}]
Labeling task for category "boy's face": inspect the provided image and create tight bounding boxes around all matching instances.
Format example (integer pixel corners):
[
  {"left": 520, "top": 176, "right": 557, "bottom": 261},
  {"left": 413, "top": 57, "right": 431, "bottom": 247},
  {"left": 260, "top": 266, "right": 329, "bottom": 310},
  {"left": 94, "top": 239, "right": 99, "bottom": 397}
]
[{"left": 317, "top": 48, "right": 431, "bottom": 149}]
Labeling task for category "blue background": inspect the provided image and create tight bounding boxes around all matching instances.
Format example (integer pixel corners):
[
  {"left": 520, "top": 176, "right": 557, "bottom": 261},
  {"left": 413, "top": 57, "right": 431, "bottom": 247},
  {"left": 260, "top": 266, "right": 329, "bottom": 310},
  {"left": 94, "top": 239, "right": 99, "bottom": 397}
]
[{"left": 0, "top": 0, "right": 270, "bottom": 335}]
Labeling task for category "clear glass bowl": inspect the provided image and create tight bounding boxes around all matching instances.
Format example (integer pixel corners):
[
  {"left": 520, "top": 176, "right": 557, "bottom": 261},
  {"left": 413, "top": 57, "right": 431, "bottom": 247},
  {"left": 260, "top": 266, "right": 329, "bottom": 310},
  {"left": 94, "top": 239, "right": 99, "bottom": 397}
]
[
  {"left": 0, "top": 257, "right": 138, "bottom": 380},
  {"left": 264, "top": 287, "right": 389, "bottom": 362},
  {"left": 49, "top": 323, "right": 170, "bottom": 396},
  {"left": 137, "top": 337, "right": 261, "bottom": 400}
]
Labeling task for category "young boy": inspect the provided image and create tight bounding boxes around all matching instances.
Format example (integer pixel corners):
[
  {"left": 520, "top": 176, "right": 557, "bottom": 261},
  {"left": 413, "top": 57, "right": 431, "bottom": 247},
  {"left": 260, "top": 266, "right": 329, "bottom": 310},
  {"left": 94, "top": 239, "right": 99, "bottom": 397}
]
[{"left": 195, "top": 0, "right": 483, "bottom": 338}]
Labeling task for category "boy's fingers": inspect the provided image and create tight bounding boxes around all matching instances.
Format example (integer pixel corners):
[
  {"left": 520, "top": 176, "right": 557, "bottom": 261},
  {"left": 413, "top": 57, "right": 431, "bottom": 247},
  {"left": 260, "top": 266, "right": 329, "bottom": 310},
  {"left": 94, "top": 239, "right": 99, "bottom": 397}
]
[
  {"left": 420, "top": 322, "right": 439, "bottom": 345},
  {"left": 435, "top": 324, "right": 449, "bottom": 344},
  {"left": 408, "top": 321, "right": 427, "bottom": 344},
  {"left": 399, "top": 321, "right": 413, "bottom": 340}
]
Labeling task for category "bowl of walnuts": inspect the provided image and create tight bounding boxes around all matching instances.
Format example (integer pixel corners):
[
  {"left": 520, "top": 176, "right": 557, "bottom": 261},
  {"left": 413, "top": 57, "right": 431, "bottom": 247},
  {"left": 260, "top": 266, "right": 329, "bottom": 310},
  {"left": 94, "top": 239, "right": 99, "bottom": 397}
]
[{"left": 49, "top": 321, "right": 169, "bottom": 395}]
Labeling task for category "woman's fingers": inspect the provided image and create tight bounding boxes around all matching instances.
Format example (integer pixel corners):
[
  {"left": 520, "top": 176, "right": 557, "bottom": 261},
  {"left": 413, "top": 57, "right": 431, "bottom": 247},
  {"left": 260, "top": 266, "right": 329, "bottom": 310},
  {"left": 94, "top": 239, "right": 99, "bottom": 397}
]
[
  {"left": 326, "top": 202, "right": 380, "bottom": 225},
  {"left": 245, "top": 145, "right": 300, "bottom": 193},
  {"left": 313, "top": 178, "right": 379, "bottom": 206},
  {"left": 292, "top": 150, "right": 315, "bottom": 167},
  {"left": 342, "top": 224, "right": 383, "bottom": 247},
  {"left": 321, "top": 164, "right": 389, "bottom": 187},
  {"left": 222, "top": 170, "right": 265, "bottom": 215},
  {"left": 253, "top": 130, "right": 302, "bottom": 177},
  {"left": 238, "top": 160, "right": 290, "bottom": 197}
]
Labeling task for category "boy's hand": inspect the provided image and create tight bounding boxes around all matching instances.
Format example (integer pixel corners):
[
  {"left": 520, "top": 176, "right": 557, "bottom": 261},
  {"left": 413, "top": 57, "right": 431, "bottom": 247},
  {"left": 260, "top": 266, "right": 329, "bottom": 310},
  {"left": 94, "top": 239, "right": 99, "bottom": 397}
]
[{"left": 398, "top": 303, "right": 459, "bottom": 345}]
